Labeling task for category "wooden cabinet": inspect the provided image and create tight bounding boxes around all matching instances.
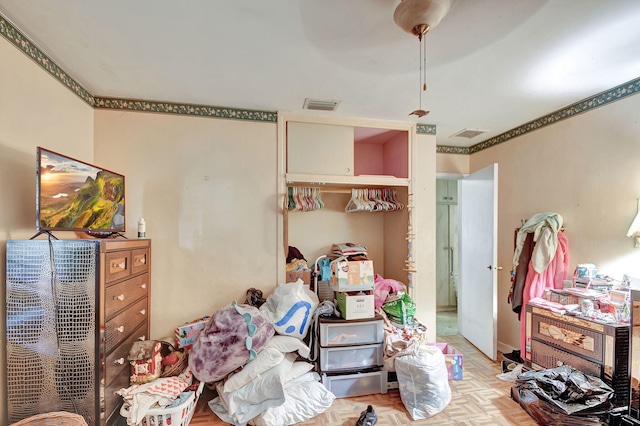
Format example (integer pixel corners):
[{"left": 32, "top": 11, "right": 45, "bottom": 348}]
[
  {"left": 287, "top": 122, "right": 354, "bottom": 175},
  {"left": 286, "top": 121, "right": 409, "bottom": 184},
  {"left": 6, "top": 238, "right": 151, "bottom": 425},
  {"left": 436, "top": 179, "right": 458, "bottom": 203},
  {"left": 101, "top": 239, "right": 150, "bottom": 424},
  {"left": 525, "top": 304, "right": 629, "bottom": 406},
  {"left": 281, "top": 115, "right": 414, "bottom": 285}
]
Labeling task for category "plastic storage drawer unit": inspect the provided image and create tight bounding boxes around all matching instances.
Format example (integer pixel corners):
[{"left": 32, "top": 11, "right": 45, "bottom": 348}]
[
  {"left": 321, "top": 370, "right": 387, "bottom": 398},
  {"left": 319, "top": 344, "right": 383, "bottom": 372},
  {"left": 320, "top": 317, "right": 383, "bottom": 347}
]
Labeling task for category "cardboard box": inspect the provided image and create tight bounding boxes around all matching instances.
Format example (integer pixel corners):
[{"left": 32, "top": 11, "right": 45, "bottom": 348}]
[
  {"left": 336, "top": 291, "right": 374, "bottom": 320},
  {"left": 331, "top": 260, "right": 374, "bottom": 292},
  {"left": 285, "top": 270, "right": 311, "bottom": 284},
  {"left": 431, "top": 342, "right": 463, "bottom": 380},
  {"left": 174, "top": 316, "right": 210, "bottom": 349}
]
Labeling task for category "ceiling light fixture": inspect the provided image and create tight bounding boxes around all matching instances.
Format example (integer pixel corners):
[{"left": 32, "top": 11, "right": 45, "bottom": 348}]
[{"left": 394, "top": 0, "right": 451, "bottom": 118}]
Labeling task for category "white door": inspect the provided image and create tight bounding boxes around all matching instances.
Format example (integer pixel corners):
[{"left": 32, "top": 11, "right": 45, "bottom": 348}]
[{"left": 458, "top": 164, "right": 498, "bottom": 360}]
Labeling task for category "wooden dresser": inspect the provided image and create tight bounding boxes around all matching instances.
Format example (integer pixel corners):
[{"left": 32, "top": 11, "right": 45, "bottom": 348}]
[
  {"left": 101, "top": 239, "right": 151, "bottom": 424},
  {"left": 6, "top": 238, "right": 150, "bottom": 425},
  {"left": 525, "top": 304, "right": 630, "bottom": 406}
]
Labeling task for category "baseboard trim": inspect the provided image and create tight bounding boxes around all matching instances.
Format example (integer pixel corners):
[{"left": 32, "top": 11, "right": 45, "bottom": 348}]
[{"left": 497, "top": 340, "right": 517, "bottom": 356}]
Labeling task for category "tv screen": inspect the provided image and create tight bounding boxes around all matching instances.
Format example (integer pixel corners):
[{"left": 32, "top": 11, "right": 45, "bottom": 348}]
[{"left": 36, "top": 147, "right": 125, "bottom": 233}]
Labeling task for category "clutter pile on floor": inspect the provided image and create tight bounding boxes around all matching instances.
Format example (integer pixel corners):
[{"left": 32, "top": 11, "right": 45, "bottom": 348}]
[{"left": 118, "top": 244, "right": 457, "bottom": 425}]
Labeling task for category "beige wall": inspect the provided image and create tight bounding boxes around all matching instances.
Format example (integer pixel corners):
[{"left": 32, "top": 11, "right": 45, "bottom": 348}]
[
  {"left": 0, "top": 36, "right": 95, "bottom": 425},
  {"left": 94, "top": 110, "right": 279, "bottom": 339},
  {"left": 436, "top": 152, "right": 469, "bottom": 175},
  {"left": 471, "top": 94, "right": 640, "bottom": 351}
]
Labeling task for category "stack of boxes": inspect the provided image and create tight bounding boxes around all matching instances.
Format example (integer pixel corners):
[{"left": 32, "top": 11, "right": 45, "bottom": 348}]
[
  {"left": 316, "top": 258, "right": 387, "bottom": 397},
  {"left": 330, "top": 259, "right": 375, "bottom": 319}
]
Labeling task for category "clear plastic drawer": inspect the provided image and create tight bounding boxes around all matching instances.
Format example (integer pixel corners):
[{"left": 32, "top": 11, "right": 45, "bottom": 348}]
[
  {"left": 320, "top": 318, "right": 383, "bottom": 347},
  {"left": 321, "top": 370, "right": 387, "bottom": 398},
  {"left": 319, "top": 344, "right": 383, "bottom": 372}
]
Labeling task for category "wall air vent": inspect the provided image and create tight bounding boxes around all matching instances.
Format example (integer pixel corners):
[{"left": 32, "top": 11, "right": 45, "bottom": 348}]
[
  {"left": 450, "top": 128, "right": 487, "bottom": 139},
  {"left": 303, "top": 98, "right": 341, "bottom": 112}
]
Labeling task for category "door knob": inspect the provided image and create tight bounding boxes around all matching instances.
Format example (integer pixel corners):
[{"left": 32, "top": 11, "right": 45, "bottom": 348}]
[{"left": 487, "top": 265, "right": 503, "bottom": 270}]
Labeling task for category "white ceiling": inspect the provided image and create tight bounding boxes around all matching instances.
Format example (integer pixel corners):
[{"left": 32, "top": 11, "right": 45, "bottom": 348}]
[{"left": 1, "top": 0, "right": 640, "bottom": 148}]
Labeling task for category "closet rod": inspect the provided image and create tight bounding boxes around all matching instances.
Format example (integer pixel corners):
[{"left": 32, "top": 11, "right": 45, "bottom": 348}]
[{"left": 318, "top": 188, "right": 352, "bottom": 194}]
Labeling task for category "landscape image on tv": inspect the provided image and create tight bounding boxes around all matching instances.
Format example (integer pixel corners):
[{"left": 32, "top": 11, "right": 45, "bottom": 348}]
[{"left": 37, "top": 148, "right": 125, "bottom": 231}]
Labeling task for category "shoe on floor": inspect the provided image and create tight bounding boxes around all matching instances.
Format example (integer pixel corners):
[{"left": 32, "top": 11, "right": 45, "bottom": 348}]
[{"left": 355, "top": 405, "right": 377, "bottom": 426}]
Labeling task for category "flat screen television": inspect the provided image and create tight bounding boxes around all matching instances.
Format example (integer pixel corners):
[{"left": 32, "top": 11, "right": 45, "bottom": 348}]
[{"left": 36, "top": 147, "right": 125, "bottom": 234}]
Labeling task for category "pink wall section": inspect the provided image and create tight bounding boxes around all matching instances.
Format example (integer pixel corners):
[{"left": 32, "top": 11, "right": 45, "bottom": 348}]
[{"left": 353, "top": 132, "right": 408, "bottom": 178}]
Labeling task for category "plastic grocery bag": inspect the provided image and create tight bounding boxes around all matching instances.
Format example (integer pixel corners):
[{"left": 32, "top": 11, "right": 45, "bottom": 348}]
[
  {"left": 382, "top": 291, "right": 416, "bottom": 325},
  {"left": 395, "top": 345, "right": 451, "bottom": 420},
  {"left": 260, "top": 279, "right": 319, "bottom": 339}
]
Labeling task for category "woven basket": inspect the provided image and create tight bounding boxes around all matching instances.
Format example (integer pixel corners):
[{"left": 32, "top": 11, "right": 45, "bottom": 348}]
[
  {"left": 10, "top": 412, "right": 88, "bottom": 426},
  {"left": 160, "top": 341, "right": 189, "bottom": 377}
]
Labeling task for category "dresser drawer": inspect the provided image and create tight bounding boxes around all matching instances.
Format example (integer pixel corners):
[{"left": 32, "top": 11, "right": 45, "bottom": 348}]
[
  {"left": 319, "top": 343, "right": 383, "bottom": 372},
  {"left": 320, "top": 318, "right": 383, "bottom": 347},
  {"left": 104, "top": 250, "right": 132, "bottom": 284},
  {"left": 105, "top": 321, "right": 149, "bottom": 387},
  {"left": 531, "top": 314, "right": 603, "bottom": 362},
  {"left": 131, "top": 248, "right": 149, "bottom": 275},
  {"left": 104, "top": 367, "right": 130, "bottom": 424},
  {"left": 531, "top": 339, "right": 602, "bottom": 377},
  {"left": 105, "top": 298, "right": 148, "bottom": 353},
  {"left": 105, "top": 273, "right": 149, "bottom": 319}
]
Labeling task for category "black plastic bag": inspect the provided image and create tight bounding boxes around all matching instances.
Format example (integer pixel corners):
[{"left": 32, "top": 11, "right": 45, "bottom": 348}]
[{"left": 511, "top": 365, "right": 614, "bottom": 425}]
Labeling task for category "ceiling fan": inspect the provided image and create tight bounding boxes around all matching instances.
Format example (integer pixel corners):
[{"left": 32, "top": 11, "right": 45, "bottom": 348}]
[{"left": 393, "top": 0, "right": 451, "bottom": 118}]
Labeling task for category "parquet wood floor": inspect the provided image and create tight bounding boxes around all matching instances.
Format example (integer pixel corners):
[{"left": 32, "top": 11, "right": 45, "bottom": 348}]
[{"left": 189, "top": 334, "right": 537, "bottom": 425}]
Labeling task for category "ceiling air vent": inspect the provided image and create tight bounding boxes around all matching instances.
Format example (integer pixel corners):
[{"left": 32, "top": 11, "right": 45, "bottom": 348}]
[
  {"left": 303, "top": 98, "right": 341, "bottom": 112},
  {"left": 450, "top": 128, "right": 487, "bottom": 139}
]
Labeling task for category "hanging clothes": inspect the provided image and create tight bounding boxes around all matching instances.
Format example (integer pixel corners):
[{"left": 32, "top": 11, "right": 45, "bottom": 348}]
[
  {"left": 513, "top": 212, "right": 563, "bottom": 274},
  {"left": 519, "top": 231, "right": 570, "bottom": 357},
  {"left": 510, "top": 232, "right": 535, "bottom": 315}
]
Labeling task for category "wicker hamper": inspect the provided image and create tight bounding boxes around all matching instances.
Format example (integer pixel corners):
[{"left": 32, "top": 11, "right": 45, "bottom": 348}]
[{"left": 10, "top": 411, "right": 88, "bottom": 426}]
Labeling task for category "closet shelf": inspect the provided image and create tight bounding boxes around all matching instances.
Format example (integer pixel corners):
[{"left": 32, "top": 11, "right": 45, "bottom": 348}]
[{"left": 286, "top": 173, "right": 409, "bottom": 188}]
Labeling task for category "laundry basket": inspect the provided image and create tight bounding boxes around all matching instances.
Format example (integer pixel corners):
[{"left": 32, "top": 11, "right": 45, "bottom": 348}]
[
  {"left": 10, "top": 411, "right": 88, "bottom": 426},
  {"left": 121, "top": 381, "right": 204, "bottom": 426}
]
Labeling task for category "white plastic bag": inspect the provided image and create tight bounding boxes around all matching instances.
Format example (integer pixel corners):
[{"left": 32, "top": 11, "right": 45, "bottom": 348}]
[
  {"left": 260, "top": 279, "right": 319, "bottom": 339},
  {"left": 395, "top": 345, "right": 452, "bottom": 420}
]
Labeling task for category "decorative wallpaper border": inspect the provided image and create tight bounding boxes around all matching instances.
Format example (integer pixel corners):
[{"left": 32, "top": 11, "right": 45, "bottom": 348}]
[
  {"left": 0, "top": 14, "right": 95, "bottom": 106},
  {"left": 435, "top": 145, "right": 470, "bottom": 155},
  {"left": 416, "top": 124, "right": 436, "bottom": 135},
  {"left": 468, "top": 76, "right": 640, "bottom": 154},
  {"left": 94, "top": 97, "right": 277, "bottom": 122},
  {"left": 3, "top": 11, "right": 639, "bottom": 150}
]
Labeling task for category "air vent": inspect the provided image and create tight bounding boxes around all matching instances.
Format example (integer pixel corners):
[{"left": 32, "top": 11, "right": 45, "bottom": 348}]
[
  {"left": 450, "top": 128, "right": 487, "bottom": 139},
  {"left": 303, "top": 98, "right": 341, "bottom": 112}
]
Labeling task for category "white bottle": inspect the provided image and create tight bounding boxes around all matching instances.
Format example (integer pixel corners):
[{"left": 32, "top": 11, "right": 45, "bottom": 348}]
[{"left": 138, "top": 218, "right": 146, "bottom": 238}]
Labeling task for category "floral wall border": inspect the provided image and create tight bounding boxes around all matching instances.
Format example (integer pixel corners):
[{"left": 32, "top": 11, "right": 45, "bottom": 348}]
[
  {"left": 3, "top": 11, "right": 638, "bottom": 150},
  {"left": 94, "top": 97, "right": 277, "bottom": 122},
  {"left": 467, "top": 76, "right": 640, "bottom": 154}
]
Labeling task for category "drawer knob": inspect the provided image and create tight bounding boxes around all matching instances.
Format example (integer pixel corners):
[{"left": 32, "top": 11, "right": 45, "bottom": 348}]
[
  {"left": 140, "top": 283, "right": 147, "bottom": 289},
  {"left": 138, "top": 309, "right": 146, "bottom": 315},
  {"left": 114, "top": 294, "right": 125, "bottom": 301},
  {"left": 113, "top": 261, "right": 126, "bottom": 270},
  {"left": 137, "top": 257, "right": 146, "bottom": 264},
  {"left": 138, "top": 335, "right": 146, "bottom": 341},
  {"left": 116, "top": 326, "right": 125, "bottom": 333},
  {"left": 113, "top": 358, "right": 125, "bottom": 365}
]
